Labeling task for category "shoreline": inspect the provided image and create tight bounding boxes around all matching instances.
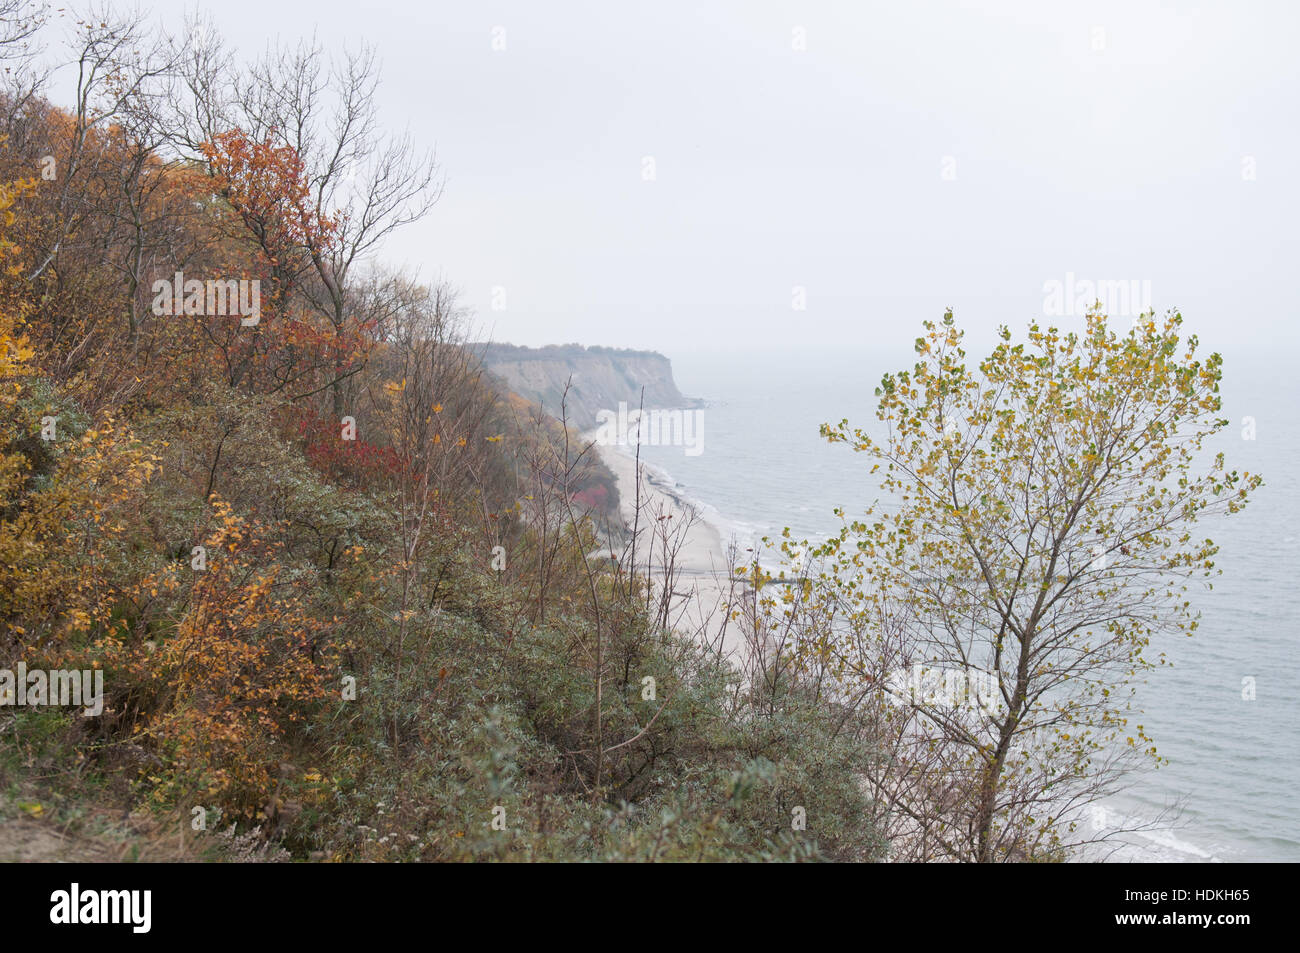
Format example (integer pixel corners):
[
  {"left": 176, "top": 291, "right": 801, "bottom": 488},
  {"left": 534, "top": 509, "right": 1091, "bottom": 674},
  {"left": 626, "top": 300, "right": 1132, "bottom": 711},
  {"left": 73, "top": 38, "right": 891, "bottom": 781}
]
[
  {"left": 585, "top": 424, "right": 1238, "bottom": 864},
  {"left": 585, "top": 429, "right": 753, "bottom": 664}
]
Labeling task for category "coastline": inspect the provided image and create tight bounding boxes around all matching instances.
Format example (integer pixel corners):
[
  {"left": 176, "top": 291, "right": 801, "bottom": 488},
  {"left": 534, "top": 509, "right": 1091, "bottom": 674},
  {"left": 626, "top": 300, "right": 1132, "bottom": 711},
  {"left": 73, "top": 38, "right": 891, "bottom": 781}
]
[
  {"left": 585, "top": 430, "right": 753, "bottom": 665},
  {"left": 584, "top": 409, "right": 1244, "bottom": 864}
]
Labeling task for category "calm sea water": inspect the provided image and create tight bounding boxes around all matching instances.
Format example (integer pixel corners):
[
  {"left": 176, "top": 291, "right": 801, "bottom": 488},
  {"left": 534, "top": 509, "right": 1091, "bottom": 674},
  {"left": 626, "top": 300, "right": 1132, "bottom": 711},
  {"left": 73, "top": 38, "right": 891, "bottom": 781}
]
[{"left": 631, "top": 347, "right": 1299, "bottom": 862}]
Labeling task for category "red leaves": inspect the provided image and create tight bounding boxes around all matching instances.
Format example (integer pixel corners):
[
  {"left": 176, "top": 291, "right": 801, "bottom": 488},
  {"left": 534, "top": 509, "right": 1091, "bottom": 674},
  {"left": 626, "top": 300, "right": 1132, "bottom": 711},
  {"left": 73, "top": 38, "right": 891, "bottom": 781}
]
[
  {"left": 571, "top": 483, "right": 609, "bottom": 509},
  {"left": 296, "top": 410, "right": 405, "bottom": 486},
  {"left": 201, "top": 130, "right": 337, "bottom": 268}
]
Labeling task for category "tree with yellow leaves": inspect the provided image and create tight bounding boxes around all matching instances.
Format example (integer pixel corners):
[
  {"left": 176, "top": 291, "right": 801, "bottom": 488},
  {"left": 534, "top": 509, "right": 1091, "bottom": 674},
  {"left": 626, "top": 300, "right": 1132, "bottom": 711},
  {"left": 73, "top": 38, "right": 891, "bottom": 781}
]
[
  {"left": 131, "top": 499, "right": 333, "bottom": 820},
  {"left": 787, "top": 309, "right": 1261, "bottom": 861},
  {"left": 0, "top": 175, "right": 37, "bottom": 489}
]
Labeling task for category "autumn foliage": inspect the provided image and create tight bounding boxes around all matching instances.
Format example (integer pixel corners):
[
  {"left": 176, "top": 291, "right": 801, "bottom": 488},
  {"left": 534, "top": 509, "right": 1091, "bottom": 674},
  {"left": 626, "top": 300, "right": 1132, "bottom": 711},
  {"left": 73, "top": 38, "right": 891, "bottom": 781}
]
[{"left": 0, "top": 67, "right": 624, "bottom": 847}]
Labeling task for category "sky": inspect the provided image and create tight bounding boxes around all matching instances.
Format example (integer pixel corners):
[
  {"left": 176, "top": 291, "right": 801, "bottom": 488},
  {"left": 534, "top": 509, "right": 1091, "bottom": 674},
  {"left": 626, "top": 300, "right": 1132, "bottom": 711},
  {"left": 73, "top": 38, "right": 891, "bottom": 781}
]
[{"left": 41, "top": 0, "right": 1300, "bottom": 359}]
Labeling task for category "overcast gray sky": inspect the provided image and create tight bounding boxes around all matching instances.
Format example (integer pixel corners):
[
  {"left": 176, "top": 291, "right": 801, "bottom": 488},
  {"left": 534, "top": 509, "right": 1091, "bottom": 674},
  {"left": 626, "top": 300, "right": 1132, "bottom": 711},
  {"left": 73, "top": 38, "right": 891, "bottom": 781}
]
[{"left": 51, "top": 0, "right": 1300, "bottom": 358}]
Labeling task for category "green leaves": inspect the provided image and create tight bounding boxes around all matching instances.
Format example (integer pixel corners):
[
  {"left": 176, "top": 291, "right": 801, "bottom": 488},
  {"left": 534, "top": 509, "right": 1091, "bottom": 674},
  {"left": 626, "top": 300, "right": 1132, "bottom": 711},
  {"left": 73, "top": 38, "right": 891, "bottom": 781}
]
[{"left": 806, "top": 308, "right": 1261, "bottom": 860}]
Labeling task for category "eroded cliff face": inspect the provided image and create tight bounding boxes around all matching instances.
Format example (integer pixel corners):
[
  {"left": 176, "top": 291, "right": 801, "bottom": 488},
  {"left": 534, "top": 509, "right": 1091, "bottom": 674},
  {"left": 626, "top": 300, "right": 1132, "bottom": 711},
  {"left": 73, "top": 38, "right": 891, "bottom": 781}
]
[{"left": 477, "top": 343, "right": 698, "bottom": 431}]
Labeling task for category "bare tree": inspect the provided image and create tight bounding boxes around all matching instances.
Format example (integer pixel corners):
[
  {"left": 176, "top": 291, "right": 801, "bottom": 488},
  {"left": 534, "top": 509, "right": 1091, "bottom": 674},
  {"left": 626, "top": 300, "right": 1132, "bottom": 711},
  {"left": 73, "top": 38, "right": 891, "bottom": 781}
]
[
  {"left": 167, "top": 24, "right": 443, "bottom": 414},
  {"left": 29, "top": 3, "right": 177, "bottom": 286},
  {"left": 0, "top": 0, "right": 51, "bottom": 124}
]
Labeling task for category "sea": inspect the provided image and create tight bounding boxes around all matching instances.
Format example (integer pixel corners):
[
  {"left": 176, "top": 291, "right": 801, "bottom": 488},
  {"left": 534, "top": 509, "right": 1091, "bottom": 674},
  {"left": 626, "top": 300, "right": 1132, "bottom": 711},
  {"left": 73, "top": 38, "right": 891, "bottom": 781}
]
[{"left": 629, "top": 346, "right": 1299, "bottom": 862}]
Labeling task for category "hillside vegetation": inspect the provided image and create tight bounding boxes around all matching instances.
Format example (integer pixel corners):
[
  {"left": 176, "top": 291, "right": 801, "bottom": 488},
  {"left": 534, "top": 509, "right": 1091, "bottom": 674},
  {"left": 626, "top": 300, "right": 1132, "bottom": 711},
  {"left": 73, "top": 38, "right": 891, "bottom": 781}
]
[{"left": 0, "top": 10, "right": 882, "bottom": 862}]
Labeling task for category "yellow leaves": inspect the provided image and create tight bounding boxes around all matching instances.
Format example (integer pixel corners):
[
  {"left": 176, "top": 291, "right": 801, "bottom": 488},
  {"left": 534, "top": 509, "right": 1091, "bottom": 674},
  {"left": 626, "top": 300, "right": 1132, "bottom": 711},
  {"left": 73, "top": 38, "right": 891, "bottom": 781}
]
[
  {"left": 17, "top": 801, "right": 44, "bottom": 818},
  {"left": 0, "top": 412, "right": 159, "bottom": 632},
  {"left": 123, "top": 501, "right": 333, "bottom": 815}
]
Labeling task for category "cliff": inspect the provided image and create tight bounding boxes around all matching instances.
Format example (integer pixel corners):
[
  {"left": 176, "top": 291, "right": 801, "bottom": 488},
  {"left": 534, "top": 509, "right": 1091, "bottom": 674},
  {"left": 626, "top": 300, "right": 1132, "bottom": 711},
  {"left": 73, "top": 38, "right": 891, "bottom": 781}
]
[{"left": 476, "top": 343, "right": 700, "bottom": 431}]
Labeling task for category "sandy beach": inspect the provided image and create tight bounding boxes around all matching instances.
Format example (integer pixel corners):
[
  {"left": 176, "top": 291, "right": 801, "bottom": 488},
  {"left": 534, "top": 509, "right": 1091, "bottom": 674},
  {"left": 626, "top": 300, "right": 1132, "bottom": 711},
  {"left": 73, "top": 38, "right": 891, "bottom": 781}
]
[{"left": 586, "top": 431, "right": 754, "bottom": 665}]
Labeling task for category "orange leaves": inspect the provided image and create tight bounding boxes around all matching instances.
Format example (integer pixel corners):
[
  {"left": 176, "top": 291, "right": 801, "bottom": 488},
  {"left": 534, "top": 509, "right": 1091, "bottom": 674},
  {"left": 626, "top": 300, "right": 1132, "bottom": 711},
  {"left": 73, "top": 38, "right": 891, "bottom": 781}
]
[
  {"left": 201, "top": 130, "right": 337, "bottom": 265},
  {"left": 143, "top": 502, "right": 334, "bottom": 819},
  {"left": 0, "top": 178, "right": 37, "bottom": 384}
]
